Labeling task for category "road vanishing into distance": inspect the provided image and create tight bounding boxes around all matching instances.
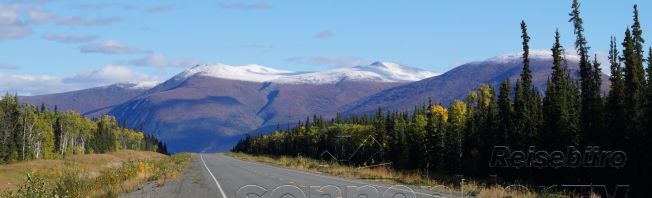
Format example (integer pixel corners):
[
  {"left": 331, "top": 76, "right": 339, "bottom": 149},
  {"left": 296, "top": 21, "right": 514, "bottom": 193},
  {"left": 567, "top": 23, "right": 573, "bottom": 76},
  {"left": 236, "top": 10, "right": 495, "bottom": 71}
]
[{"left": 124, "top": 153, "right": 459, "bottom": 198}]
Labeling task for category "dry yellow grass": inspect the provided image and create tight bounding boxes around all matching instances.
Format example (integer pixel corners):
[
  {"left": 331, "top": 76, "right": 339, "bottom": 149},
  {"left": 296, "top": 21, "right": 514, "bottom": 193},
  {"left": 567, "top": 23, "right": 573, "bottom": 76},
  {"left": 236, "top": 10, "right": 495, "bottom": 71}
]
[{"left": 0, "top": 150, "right": 166, "bottom": 192}]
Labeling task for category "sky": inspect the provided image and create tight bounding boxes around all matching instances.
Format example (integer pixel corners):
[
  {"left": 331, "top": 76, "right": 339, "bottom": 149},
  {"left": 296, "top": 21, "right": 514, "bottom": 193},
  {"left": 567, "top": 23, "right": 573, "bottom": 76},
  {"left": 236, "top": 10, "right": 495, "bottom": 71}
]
[{"left": 1, "top": 0, "right": 650, "bottom": 95}]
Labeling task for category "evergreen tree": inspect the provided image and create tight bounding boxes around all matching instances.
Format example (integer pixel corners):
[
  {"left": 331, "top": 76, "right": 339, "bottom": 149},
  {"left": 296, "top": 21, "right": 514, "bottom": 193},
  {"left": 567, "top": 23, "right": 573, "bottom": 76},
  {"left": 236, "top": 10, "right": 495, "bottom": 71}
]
[
  {"left": 647, "top": 47, "right": 652, "bottom": 136},
  {"left": 622, "top": 9, "right": 648, "bottom": 195},
  {"left": 542, "top": 30, "right": 581, "bottom": 149},
  {"left": 632, "top": 5, "right": 645, "bottom": 71},
  {"left": 513, "top": 20, "right": 542, "bottom": 147},
  {"left": 520, "top": 21, "right": 533, "bottom": 91},
  {"left": 569, "top": 0, "right": 603, "bottom": 146},
  {"left": 622, "top": 28, "right": 646, "bottom": 143},
  {"left": 0, "top": 97, "right": 165, "bottom": 163},
  {"left": 1, "top": 94, "right": 20, "bottom": 162},
  {"left": 605, "top": 36, "right": 627, "bottom": 149},
  {"left": 497, "top": 79, "right": 512, "bottom": 145},
  {"left": 39, "top": 103, "right": 46, "bottom": 113}
]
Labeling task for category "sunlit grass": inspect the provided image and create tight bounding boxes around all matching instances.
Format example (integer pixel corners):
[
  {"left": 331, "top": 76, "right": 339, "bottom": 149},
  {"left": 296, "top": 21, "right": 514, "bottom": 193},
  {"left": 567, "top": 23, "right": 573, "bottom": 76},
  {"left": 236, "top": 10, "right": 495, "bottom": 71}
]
[{"left": 0, "top": 151, "right": 193, "bottom": 198}]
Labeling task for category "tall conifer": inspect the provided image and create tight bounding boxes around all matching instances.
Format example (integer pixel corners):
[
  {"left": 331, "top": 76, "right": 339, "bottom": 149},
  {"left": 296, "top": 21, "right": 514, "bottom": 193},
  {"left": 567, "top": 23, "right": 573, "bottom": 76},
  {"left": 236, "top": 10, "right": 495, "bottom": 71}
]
[
  {"left": 569, "top": 0, "right": 603, "bottom": 146},
  {"left": 542, "top": 30, "right": 580, "bottom": 148}
]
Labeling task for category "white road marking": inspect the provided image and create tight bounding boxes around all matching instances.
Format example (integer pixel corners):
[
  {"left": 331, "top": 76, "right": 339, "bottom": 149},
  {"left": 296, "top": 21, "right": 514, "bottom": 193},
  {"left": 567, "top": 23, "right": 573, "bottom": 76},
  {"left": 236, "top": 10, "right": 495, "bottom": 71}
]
[{"left": 201, "top": 154, "right": 228, "bottom": 198}]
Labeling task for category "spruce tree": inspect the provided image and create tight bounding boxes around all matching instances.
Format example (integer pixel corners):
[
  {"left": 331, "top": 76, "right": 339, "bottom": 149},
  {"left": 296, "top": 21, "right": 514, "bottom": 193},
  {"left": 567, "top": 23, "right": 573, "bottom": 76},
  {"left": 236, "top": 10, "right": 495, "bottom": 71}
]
[
  {"left": 605, "top": 36, "right": 626, "bottom": 149},
  {"left": 569, "top": 0, "right": 603, "bottom": 146},
  {"left": 497, "top": 79, "right": 512, "bottom": 145},
  {"left": 632, "top": 5, "right": 645, "bottom": 70},
  {"left": 520, "top": 21, "right": 533, "bottom": 91},
  {"left": 622, "top": 28, "right": 645, "bottom": 142},
  {"left": 542, "top": 30, "right": 580, "bottom": 149},
  {"left": 623, "top": 6, "right": 648, "bottom": 194},
  {"left": 647, "top": 47, "right": 652, "bottom": 135},
  {"left": 513, "top": 20, "right": 542, "bottom": 147}
]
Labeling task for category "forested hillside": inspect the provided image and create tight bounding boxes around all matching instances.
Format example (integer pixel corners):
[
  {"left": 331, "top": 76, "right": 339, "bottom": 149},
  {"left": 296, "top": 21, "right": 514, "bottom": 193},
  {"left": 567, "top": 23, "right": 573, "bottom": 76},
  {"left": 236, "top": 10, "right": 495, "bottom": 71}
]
[
  {"left": 0, "top": 93, "right": 167, "bottom": 163},
  {"left": 234, "top": 1, "right": 651, "bottom": 196}
]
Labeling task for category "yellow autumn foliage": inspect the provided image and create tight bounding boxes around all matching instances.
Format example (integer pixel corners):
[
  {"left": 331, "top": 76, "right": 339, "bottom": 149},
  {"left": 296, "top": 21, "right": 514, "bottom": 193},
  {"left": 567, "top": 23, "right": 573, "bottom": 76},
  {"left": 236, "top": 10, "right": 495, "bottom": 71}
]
[{"left": 430, "top": 105, "right": 449, "bottom": 122}]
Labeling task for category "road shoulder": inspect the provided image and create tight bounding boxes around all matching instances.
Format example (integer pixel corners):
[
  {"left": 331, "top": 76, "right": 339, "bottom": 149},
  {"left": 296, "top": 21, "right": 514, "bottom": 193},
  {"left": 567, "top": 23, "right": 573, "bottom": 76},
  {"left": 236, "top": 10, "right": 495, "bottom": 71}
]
[{"left": 122, "top": 155, "right": 219, "bottom": 198}]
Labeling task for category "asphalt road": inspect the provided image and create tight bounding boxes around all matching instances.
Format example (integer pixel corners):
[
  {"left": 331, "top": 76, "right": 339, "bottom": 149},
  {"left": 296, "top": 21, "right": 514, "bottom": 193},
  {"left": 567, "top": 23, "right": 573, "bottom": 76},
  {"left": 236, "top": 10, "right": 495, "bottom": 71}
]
[{"left": 124, "top": 153, "right": 460, "bottom": 198}]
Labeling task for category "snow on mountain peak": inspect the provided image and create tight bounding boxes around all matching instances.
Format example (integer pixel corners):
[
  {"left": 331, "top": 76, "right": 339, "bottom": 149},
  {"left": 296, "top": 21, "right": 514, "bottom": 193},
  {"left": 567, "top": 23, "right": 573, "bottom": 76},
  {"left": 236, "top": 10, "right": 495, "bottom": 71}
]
[
  {"left": 273, "top": 61, "right": 438, "bottom": 84},
  {"left": 113, "top": 81, "right": 160, "bottom": 90},
  {"left": 171, "top": 62, "right": 438, "bottom": 84},
  {"left": 369, "top": 61, "right": 400, "bottom": 69},
  {"left": 484, "top": 50, "right": 581, "bottom": 64},
  {"left": 177, "top": 63, "right": 298, "bottom": 82},
  {"left": 128, "top": 81, "right": 160, "bottom": 89}
]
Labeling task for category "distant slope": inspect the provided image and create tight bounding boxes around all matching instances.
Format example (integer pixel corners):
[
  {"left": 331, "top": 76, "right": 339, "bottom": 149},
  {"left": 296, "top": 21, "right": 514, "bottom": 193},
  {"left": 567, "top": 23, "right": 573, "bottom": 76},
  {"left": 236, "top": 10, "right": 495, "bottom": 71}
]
[
  {"left": 20, "top": 83, "right": 155, "bottom": 117},
  {"left": 105, "top": 62, "right": 434, "bottom": 152},
  {"left": 343, "top": 51, "right": 610, "bottom": 115},
  {"left": 21, "top": 62, "right": 435, "bottom": 153},
  {"left": 108, "top": 75, "right": 403, "bottom": 153},
  {"left": 22, "top": 52, "right": 614, "bottom": 153}
]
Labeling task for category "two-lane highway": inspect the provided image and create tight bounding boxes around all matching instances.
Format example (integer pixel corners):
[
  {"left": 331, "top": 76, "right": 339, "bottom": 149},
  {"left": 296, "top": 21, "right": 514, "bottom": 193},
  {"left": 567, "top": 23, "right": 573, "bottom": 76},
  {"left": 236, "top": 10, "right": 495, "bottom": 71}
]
[
  {"left": 197, "top": 153, "right": 457, "bottom": 198},
  {"left": 124, "top": 153, "right": 458, "bottom": 198}
]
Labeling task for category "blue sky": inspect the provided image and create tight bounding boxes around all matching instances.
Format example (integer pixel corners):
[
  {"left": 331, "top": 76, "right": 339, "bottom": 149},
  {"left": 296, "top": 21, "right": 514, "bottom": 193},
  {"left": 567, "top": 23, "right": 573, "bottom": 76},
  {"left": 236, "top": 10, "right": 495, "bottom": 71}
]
[{"left": 1, "top": 0, "right": 649, "bottom": 95}]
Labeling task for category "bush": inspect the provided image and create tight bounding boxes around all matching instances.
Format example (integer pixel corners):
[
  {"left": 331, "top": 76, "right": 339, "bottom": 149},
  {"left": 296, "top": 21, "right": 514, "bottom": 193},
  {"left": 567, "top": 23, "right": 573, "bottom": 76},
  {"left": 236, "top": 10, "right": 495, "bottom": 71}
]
[
  {"left": 53, "top": 168, "right": 93, "bottom": 198},
  {"left": 2, "top": 153, "right": 193, "bottom": 198},
  {"left": 1, "top": 173, "right": 52, "bottom": 198}
]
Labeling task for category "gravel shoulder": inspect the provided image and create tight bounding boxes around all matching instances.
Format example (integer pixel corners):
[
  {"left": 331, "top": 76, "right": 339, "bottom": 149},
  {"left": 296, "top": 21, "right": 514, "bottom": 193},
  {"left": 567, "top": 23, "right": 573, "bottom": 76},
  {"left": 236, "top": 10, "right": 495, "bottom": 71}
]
[{"left": 122, "top": 156, "right": 219, "bottom": 198}]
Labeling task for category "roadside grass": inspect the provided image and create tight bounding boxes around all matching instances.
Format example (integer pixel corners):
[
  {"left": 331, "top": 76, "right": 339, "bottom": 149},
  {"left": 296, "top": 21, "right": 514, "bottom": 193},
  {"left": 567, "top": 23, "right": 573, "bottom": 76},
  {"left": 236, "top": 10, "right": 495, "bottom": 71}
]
[
  {"left": 227, "top": 152, "right": 570, "bottom": 198},
  {"left": 0, "top": 151, "right": 193, "bottom": 198},
  {"left": 0, "top": 150, "right": 166, "bottom": 191}
]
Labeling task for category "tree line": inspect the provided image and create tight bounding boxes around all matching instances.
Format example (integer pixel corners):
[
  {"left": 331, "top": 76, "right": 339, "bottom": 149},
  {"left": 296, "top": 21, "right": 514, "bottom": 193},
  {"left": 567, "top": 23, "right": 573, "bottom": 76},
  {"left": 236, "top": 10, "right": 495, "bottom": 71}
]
[
  {"left": 0, "top": 94, "right": 168, "bottom": 163},
  {"left": 233, "top": 0, "right": 650, "bottom": 196}
]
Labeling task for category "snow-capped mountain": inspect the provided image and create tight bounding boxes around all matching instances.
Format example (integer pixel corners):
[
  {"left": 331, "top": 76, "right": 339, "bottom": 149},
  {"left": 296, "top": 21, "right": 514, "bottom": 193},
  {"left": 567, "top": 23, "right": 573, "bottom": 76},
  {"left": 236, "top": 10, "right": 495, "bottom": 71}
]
[
  {"left": 481, "top": 50, "right": 581, "bottom": 64},
  {"left": 274, "top": 62, "right": 439, "bottom": 84},
  {"left": 344, "top": 51, "right": 609, "bottom": 115},
  {"left": 177, "top": 63, "right": 299, "bottom": 82},
  {"left": 113, "top": 81, "right": 160, "bottom": 90},
  {"left": 25, "top": 51, "right": 606, "bottom": 153},
  {"left": 173, "top": 62, "right": 438, "bottom": 84}
]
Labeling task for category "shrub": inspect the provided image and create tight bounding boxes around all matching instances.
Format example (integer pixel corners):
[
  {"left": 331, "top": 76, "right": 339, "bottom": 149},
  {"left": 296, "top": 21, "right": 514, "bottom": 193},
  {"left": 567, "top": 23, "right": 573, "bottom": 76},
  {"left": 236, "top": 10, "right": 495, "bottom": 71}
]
[{"left": 1, "top": 173, "right": 52, "bottom": 198}]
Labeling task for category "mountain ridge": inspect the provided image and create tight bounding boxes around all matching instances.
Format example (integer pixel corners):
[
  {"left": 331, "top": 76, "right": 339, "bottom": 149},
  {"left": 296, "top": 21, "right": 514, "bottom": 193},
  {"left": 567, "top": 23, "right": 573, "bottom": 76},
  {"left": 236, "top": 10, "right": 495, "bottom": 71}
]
[
  {"left": 342, "top": 50, "right": 609, "bottom": 115},
  {"left": 175, "top": 61, "right": 439, "bottom": 84},
  {"left": 20, "top": 51, "right": 609, "bottom": 152}
]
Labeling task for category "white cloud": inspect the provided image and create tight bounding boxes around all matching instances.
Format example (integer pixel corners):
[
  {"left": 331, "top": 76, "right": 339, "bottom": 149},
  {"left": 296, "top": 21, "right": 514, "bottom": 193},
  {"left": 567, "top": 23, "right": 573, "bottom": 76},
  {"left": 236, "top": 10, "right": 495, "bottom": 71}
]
[
  {"left": 590, "top": 51, "right": 610, "bottom": 75},
  {"left": 1, "top": 2, "right": 120, "bottom": 41},
  {"left": 0, "top": 2, "right": 32, "bottom": 40},
  {"left": 80, "top": 40, "right": 141, "bottom": 54},
  {"left": 124, "top": 53, "right": 201, "bottom": 68},
  {"left": 28, "top": 7, "right": 120, "bottom": 26},
  {"left": 315, "top": 31, "right": 333, "bottom": 39},
  {"left": 63, "top": 65, "right": 158, "bottom": 84},
  {"left": 54, "top": 16, "right": 120, "bottom": 26},
  {"left": 219, "top": 2, "right": 271, "bottom": 10},
  {"left": 0, "top": 63, "right": 18, "bottom": 69},
  {"left": 68, "top": 3, "right": 177, "bottom": 14},
  {"left": 146, "top": 5, "right": 178, "bottom": 13},
  {"left": 68, "top": 3, "right": 138, "bottom": 11},
  {"left": 1, "top": 65, "right": 162, "bottom": 95},
  {"left": 0, "top": 73, "right": 77, "bottom": 96},
  {"left": 43, "top": 32, "right": 98, "bottom": 43}
]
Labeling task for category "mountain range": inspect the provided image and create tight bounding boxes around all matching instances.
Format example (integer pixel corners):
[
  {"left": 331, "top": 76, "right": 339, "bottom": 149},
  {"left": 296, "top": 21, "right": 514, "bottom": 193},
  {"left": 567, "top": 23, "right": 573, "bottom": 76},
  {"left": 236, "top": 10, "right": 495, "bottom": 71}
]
[{"left": 20, "top": 51, "right": 609, "bottom": 152}]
